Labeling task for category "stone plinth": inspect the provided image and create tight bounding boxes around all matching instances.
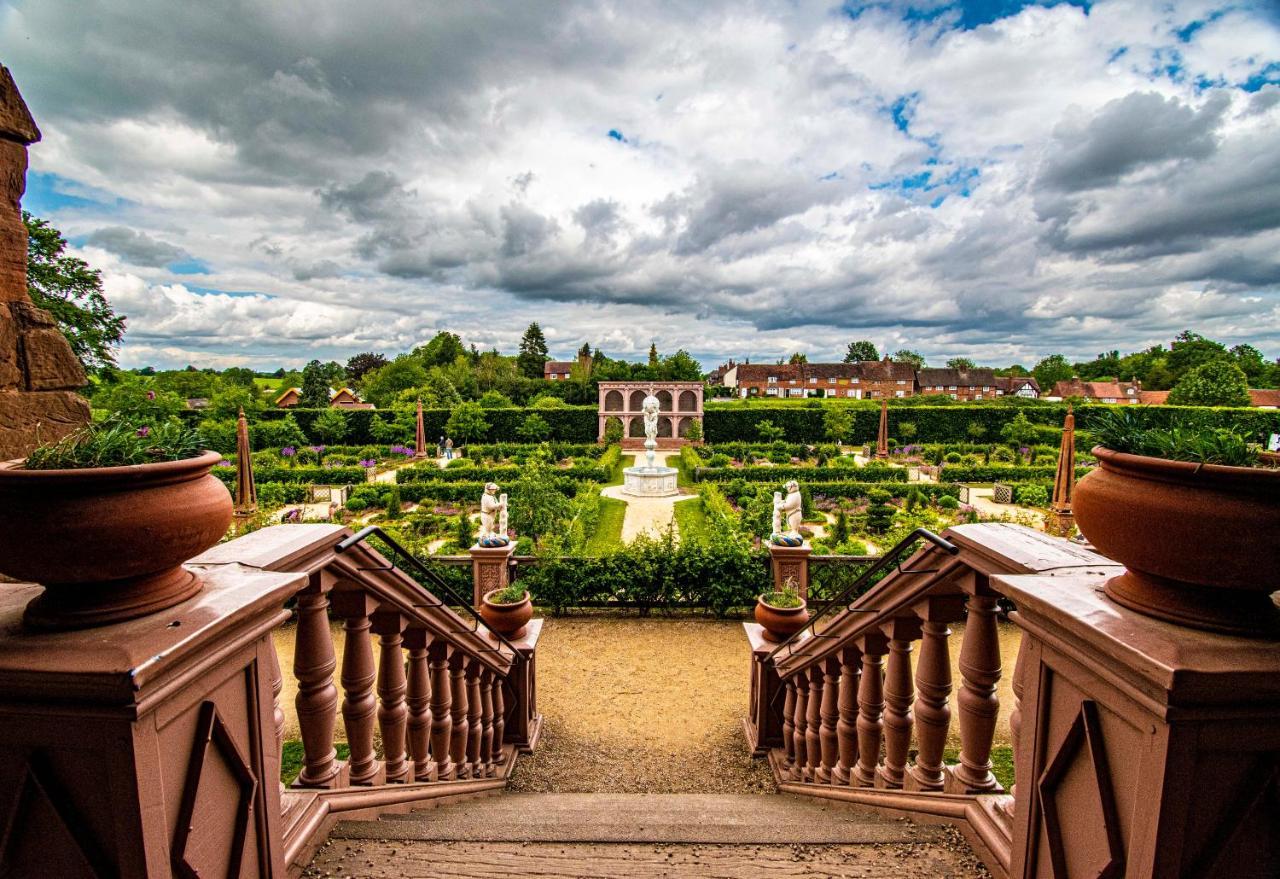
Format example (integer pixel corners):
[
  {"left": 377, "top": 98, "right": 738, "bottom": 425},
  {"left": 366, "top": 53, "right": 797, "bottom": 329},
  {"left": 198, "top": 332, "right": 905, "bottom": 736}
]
[
  {"left": 768, "top": 542, "right": 812, "bottom": 599},
  {"left": 0, "top": 563, "right": 301, "bottom": 877},
  {"left": 742, "top": 622, "right": 811, "bottom": 757},
  {"left": 622, "top": 464, "right": 678, "bottom": 497},
  {"left": 469, "top": 541, "right": 516, "bottom": 609},
  {"left": 999, "top": 570, "right": 1280, "bottom": 878}
]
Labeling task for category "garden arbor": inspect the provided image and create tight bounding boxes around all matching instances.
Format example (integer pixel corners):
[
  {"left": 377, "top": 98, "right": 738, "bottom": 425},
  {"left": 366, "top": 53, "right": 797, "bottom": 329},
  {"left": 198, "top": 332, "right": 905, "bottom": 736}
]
[{"left": 598, "top": 380, "right": 704, "bottom": 447}]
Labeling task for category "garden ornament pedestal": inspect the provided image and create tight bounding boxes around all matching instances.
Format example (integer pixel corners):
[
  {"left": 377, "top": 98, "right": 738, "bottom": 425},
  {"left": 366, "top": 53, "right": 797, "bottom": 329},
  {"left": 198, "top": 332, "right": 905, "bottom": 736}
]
[
  {"left": 469, "top": 541, "right": 516, "bottom": 609},
  {"left": 0, "top": 562, "right": 299, "bottom": 877},
  {"left": 1000, "top": 569, "right": 1280, "bottom": 877},
  {"left": 768, "top": 542, "right": 812, "bottom": 600}
]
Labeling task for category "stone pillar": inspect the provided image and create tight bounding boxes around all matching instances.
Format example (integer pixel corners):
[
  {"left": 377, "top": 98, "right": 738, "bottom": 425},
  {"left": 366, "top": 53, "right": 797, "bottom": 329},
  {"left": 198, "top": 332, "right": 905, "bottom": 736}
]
[
  {"left": 999, "top": 570, "right": 1280, "bottom": 878},
  {"left": 0, "top": 66, "right": 90, "bottom": 460},
  {"left": 769, "top": 542, "right": 812, "bottom": 600},
  {"left": 741, "top": 622, "right": 810, "bottom": 756},
  {"left": 0, "top": 563, "right": 299, "bottom": 877},
  {"left": 503, "top": 619, "right": 544, "bottom": 753},
  {"left": 469, "top": 541, "right": 516, "bottom": 609}
]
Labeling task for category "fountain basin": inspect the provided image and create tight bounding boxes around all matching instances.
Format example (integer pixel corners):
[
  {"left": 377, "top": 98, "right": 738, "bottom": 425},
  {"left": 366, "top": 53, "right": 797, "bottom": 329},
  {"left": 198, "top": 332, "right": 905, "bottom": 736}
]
[{"left": 622, "top": 465, "right": 678, "bottom": 497}]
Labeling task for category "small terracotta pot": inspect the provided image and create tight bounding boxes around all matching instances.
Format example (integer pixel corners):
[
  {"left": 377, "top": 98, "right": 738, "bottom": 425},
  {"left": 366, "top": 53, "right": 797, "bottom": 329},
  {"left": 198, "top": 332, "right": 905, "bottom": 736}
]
[
  {"left": 1074, "top": 446, "right": 1280, "bottom": 636},
  {"left": 0, "top": 451, "right": 233, "bottom": 630},
  {"left": 480, "top": 589, "right": 533, "bottom": 640},
  {"left": 755, "top": 594, "right": 810, "bottom": 643}
]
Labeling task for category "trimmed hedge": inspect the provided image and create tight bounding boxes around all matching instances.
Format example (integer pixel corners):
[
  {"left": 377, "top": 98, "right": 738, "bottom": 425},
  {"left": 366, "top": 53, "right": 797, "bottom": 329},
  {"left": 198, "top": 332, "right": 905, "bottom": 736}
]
[
  {"left": 939, "top": 465, "right": 1092, "bottom": 483},
  {"left": 214, "top": 465, "right": 367, "bottom": 486},
  {"left": 468, "top": 442, "right": 606, "bottom": 461},
  {"left": 397, "top": 463, "right": 609, "bottom": 484},
  {"left": 184, "top": 406, "right": 598, "bottom": 445},
  {"left": 349, "top": 478, "right": 579, "bottom": 507},
  {"left": 694, "top": 465, "right": 908, "bottom": 484},
  {"left": 702, "top": 404, "right": 1280, "bottom": 444},
  {"left": 721, "top": 480, "right": 961, "bottom": 503}
]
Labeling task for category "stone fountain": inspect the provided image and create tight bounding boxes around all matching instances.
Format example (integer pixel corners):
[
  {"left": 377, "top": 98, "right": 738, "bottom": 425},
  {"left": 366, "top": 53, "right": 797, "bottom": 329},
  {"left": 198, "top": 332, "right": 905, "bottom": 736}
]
[{"left": 622, "top": 392, "right": 678, "bottom": 497}]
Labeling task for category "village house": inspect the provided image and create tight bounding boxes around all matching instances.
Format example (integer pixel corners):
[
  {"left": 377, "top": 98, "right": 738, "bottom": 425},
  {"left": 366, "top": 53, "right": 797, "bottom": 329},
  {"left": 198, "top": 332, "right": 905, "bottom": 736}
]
[
  {"left": 916, "top": 367, "right": 1002, "bottom": 401},
  {"left": 274, "top": 386, "right": 373, "bottom": 409},
  {"left": 728, "top": 358, "right": 916, "bottom": 399},
  {"left": 1049, "top": 378, "right": 1143, "bottom": 404},
  {"left": 544, "top": 352, "right": 592, "bottom": 381},
  {"left": 994, "top": 375, "right": 1040, "bottom": 398}
]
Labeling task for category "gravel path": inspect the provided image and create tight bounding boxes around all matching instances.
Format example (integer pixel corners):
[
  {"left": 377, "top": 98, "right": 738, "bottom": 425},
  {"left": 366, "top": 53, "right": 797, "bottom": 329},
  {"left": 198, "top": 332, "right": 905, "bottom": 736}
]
[{"left": 508, "top": 615, "right": 775, "bottom": 794}]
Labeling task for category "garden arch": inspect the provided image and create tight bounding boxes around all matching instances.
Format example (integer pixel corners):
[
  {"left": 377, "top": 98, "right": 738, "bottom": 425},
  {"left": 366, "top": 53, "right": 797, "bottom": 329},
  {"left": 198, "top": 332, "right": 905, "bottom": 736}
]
[
  {"left": 604, "top": 390, "right": 624, "bottom": 411},
  {"left": 597, "top": 381, "right": 705, "bottom": 447}
]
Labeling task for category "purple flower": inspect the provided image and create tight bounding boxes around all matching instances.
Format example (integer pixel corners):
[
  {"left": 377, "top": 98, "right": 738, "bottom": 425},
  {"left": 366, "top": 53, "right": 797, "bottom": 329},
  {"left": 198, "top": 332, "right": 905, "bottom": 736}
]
[
  {"left": 136, "top": 426, "right": 151, "bottom": 438},
  {"left": 359, "top": 458, "right": 377, "bottom": 468},
  {"left": 145, "top": 390, "right": 156, "bottom": 401},
  {"left": 1019, "top": 446, "right": 1030, "bottom": 456},
  {"left": 218, "top": 459, "right": 231, "bottom": 467},
  {"left": 281, "top": 446, "right": 296, "bottom": 457},
  {"left": 309, "top": 445, "right": 325, "bottom": 454}
]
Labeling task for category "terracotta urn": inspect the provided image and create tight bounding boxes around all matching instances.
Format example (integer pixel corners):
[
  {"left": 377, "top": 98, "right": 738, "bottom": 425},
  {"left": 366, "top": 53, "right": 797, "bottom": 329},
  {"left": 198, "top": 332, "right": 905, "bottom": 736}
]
[
  {"left": 0, "top": 450, "right": 233, "bottom": 630},
  {"left": 480, "top": 589, "right": 533, "bottom": 640},
  {"left": 755, "top": 594, "right": 810, "bottom": 643},
  {"left": 1074, "top": 446, "right": 1280, "bottom": 637}
]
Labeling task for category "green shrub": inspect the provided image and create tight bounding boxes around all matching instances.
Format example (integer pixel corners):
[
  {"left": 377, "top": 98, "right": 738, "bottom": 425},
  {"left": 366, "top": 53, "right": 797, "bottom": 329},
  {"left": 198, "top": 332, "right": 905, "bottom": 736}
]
[
  {"left": 1013, "top": 484, "right": 1050, "bottom": 507},
  {"left": 385, "top": 485, "right": 403, "bottom": 519},
  {"left": 937, "top": 495, "right": 959, "bottom": 509}
]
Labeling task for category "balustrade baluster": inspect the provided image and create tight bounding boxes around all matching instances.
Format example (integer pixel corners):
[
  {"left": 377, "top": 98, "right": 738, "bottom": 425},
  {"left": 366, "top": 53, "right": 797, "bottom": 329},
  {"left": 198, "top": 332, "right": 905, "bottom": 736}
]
[
  {"left": 792, "top": 675, "right": 809, "bottom": 781},
  {"left": 819, "top": 657, "right": 840, "bottom": 785},
  {"left": 466, "top": 661, "right": 484, "bottom": 777},
  {"left": 429, "top": 641, "right": 455, "bottom": 780},
  {"left": 373, "top": 613, "right": 409, "bottom": 784},
  {"left": 267, "top": 634, "right": 285, "bottom": 793},
  {"left": 834, "top": 646, "right": 860, "bottom": 785},
  {"left": 479, "top": 668, "right": 496, "bottom": 778},
  {"left": 853, "top": 638, "right": 886, "bottom": 787},
  {"left": 878, "top": 622, "right": 918, "bottom": 788},
  {"left": 292, "top": 583, "right": 341, "bottom": 787},
  {"left": 908, "top": 619, "right": 952, "bottom": 791},
  {"left": 490, "top": 675, "right": 506, "bottom": 766},
  {"left": 1005, "top": 632, "right": 1030, "bottom": 814},
  {"left": 954, "top": 591, "right": 1002, "bottom": 793},
  {"left": 806, "top": 666, "right": 824, "bottom": 783},
  {"left": 340, "top": 602, "right": 380, "bottom": 785},
  {"left": 782, "top": 680, "right": 797, "bottom": 770},
  {"left": 405, "top": 629, "right": 435, "bottom": 782},
  {"left": 449, "top": 652, "right": 471, "bottom": 779}
]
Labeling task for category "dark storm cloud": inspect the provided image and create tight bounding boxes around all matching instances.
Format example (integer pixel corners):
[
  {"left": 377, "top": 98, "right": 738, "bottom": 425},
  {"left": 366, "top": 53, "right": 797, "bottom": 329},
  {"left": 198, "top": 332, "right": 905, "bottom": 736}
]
[{"left": 86, "top": 226, "right": 190, "bottom": 266}]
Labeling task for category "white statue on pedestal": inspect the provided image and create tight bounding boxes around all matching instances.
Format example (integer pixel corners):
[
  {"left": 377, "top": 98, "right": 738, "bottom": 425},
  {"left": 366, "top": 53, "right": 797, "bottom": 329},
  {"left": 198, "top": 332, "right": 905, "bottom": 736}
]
[
  {"left": 641, "top": 392, "right": 661, "bottom": 469},
  {"left": 771, "top": 480, "right": 804, "bottom": 546},
  {"left": 478, "top": 482, "right": 510, "bottom": 546}
]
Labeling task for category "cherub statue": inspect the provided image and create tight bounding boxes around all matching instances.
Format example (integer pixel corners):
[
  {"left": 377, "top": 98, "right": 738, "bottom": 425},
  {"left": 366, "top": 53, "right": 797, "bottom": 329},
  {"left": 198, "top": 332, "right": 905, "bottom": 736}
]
[
  {"left": 771, "top": 480, "right": 805, "bottom": 546},
  {"left": 478, "top": 482, "right": 510, "bottom": 546},
  {"left": 641, "top": 393, "right": 660, "bottom": 442}
]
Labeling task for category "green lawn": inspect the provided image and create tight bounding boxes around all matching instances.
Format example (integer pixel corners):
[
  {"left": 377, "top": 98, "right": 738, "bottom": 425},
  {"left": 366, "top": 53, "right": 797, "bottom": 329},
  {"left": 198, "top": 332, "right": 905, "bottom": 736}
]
[
  {"left": 943, "top": 745, "right": 1014, "bottom": 791},
  {"left": 606, "top": 454, "right": 635, "bottom": 486},
  {"left": 673, "top": 497, "right": 708, "bottom": 544},
  {"left": 585, "top": 497, "right": 627, "bottom": 554},
  {"left": 281, "top": 740, "right": 350, "bottom": 783}
]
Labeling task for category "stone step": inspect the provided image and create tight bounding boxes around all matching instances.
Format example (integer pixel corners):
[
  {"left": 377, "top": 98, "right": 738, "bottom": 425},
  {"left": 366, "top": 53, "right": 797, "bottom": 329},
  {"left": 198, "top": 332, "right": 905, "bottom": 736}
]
[{"left": 330, "top": 792, "right": 945, "bottom": 845}]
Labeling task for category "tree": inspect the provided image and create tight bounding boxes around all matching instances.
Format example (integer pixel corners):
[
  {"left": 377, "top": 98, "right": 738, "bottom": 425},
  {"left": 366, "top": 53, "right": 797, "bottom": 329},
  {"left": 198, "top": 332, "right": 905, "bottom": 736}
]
[
  {"left": 25, "top": 211, "right": 125, "bottom": 372},
  {"left": 947, "top": 357, "right": 976, "bottom": 371},
  {"left": 684, "top": 418, "right": 703, "bottom": 442},
  {"left": 892, "top": 349, "right": 925, "bottom": 369},
  {"left": 999, "top": 412, "right": 1038, "bottom": 449},
  {"left": 445, "top": 401, "right": 490, "bottom": 443},
  {"left": 509, "top": 449, "right": 570, "bottom": 542},
  {"left": 576, "top": 342, "right": 592, "bottom": 361},
  {"left": 312, "top": 407, "right": 349, "bottom": 444},
  {"left": 478, "top": 390, "right": 514, "bottom": 408},
  {"left": 843, "top": 340, "right": 878, "bottom": 362},
  {"left": 1167, "top": 360, "right": 1251, "bottom": 407},
  {"left": 660, "top": 349, "right": 704, "bottom": 381},
  {"left": 756, "top": 419, "right": 785, "bottom": 442},
  {"left": 647, "top": 342, "right": 660, "bottom": 369},
  {"left": 221, "top": 366, "right": 257, "bottom": 388},
  {"left": 361, "top": 356, "right": 429, "bottom": 408},
  {"left": 415, "top": 331, "right": 467, "bottom": 368},
  {"left": 207, "top": 384, "right": 263, "bottom": 420},
  {"left": 346, "top": 352, "right": 387, "bottom": 383},
  {"left": 299, "top": 360, "right": 331, "bottom": 408},
  {"left": 517, "top": 413, "right": 551, "bottom": 442},
  {"left": 516, "top": 323, "right": 550, "bottom": 378},
  {"left": 1167, "top": 331, "right": 1228, "bottom": 383},
  {"left": 1032, "top": 354, "right": 1074, "bottom": 391},
  {"left": 788, "top": 352, "right": 808, "bottom": 364},
  {"left": 823, "top": 407, "right": 853, "bottom": 443},
  {"left": 1230, "top": 343, "right": 1272, "bottom": 386}
]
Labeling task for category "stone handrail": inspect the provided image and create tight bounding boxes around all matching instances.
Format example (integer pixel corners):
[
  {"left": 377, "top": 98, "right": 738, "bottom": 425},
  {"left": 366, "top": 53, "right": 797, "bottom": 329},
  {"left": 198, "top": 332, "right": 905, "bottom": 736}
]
[
  {"left": 750, "top": 523, "right": 1117, "bottom": 874},
  {"left": 191, "top": 524, "right": 539, "bottom": 870}
]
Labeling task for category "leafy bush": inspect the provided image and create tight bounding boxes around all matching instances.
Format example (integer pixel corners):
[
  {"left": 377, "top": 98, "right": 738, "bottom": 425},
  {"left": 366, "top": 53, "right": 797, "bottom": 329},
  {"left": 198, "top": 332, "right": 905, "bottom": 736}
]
[
  {"left": 756, "top": 419, "right": 786, "bottom": 443},
  {"left": 1089, "top": 407, "right": 1259, "bottom": 466},
  {"left": 214, "top": 465, "right": 367, "bottom": 486},
  {"left": 937, "top": 495, "right": 959, "bottom": 509},
  {"left": 1013, "top": 484, "right": 1050, "bottom": 507}
]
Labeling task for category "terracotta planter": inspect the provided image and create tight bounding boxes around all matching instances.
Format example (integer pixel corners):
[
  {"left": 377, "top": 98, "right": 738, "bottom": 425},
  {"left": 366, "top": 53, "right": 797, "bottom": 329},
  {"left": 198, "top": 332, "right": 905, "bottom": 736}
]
[
  {"left": 755, "top": 594, "right": 810, "bottom": 643},
  {"left": 480, "top": 589, "right": 533, "bottom": 640},
  {"left": 0, "top": 450, "right": 233, "bottom": 630},
  {"left": 1074, "top": 446, "right": 1280, "bottom": 637}
]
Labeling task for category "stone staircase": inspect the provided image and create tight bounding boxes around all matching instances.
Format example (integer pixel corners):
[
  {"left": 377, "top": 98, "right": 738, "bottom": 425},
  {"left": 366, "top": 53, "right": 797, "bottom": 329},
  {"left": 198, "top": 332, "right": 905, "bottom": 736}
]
[{"left": 306, "top": 793, "right": 990, "bottom": 877}]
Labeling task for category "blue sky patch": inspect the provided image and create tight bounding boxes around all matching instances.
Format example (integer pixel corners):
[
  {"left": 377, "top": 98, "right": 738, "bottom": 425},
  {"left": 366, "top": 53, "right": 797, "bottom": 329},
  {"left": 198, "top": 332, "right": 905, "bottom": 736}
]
[
  {"left": 24, "top": 171, "right": 124, "bottom": 216},
  {"left": 1241, "top": 62, "right": 1280, "bottom": 93},
  {"left": 607, "top": 129, "right": 626, "bottom": 142},
  {"left": 844, "top": 1, "right": 1090, "bottom": 30},
  {"left": 168, "top": 259, "right": 210, "bottom": 275}
]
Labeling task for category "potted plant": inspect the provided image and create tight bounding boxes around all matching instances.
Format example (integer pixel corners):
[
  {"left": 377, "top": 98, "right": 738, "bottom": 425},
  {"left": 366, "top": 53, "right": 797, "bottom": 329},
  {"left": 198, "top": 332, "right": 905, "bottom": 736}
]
[
  {"left": 1074, "top": 409, "right": 1280, "bottom": 636},
  {"left": 755, "top": 579, "right": 810, "bottom": 642},
  {"left": 479, "top": 582, "right": 533, "bottom": 640},
  {"left": 0, "top": 418, "right": 232, "bottom": 630}
]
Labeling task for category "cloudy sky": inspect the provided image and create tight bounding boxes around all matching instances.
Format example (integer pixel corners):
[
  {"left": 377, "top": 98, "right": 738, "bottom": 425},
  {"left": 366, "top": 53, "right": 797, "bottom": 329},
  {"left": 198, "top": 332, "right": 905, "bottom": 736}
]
[{"left": 2, "top": 0, "right": 1278, "bottom": 370}]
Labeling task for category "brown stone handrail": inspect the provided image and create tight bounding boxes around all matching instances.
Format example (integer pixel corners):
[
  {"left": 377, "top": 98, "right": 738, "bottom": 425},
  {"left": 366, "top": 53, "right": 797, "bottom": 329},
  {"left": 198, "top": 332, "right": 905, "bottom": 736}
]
[
  {"left": 192, "top": 524, "right": 540, "bottom": 871},
  {"left": 751, "top": 523, "right": 1117, "bottom": 875}
]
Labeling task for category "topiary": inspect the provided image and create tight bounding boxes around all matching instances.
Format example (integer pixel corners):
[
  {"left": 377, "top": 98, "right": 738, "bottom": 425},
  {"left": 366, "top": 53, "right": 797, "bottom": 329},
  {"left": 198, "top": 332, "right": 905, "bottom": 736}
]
[{"left": 937, "top": 495, "right": 959, "bottom": 510}]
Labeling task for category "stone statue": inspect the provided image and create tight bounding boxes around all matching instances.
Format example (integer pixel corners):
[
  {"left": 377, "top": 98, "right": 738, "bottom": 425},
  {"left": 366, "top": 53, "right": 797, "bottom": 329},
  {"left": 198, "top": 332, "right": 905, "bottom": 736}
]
[
  {"left": 478, "top": 482, "right": 510, "bottom": 546},
  {"left": 641, "top": 392, "right": 661, "bottom": 468},
  {"left": 771, "top": 480, "right": 804, "bottom": 546}
]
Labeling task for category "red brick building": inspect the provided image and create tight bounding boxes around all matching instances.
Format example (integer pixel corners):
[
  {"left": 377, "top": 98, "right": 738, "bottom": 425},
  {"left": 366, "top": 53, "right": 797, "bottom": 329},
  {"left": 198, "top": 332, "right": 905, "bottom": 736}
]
[
  {"left": 726, "top": 358, "right": 915, "bottom": 399},
  {"left": 544, "top": 353, "right": 592, "bottom": 381},
  {"left": 916, "top": 367, "right": 1001, "bottom": 401},
  {"left": 1049, "top": 378, "right": 1143, "bottom": 404}
]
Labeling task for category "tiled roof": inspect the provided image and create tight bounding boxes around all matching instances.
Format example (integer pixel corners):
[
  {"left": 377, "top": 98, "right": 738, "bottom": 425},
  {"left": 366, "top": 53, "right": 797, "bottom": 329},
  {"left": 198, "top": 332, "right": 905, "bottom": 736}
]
[
  {"left": 1250, "top": 388, "right": 1280, "bottom": 407},
  {"left": 917, "top": 367, "right": 998, "bottom": 388},
  {"left": 543, "top": 361, "right": 576, "bottom": 374},
  {"left": 1138, "top": 390, "right": 1170, "bottom": 405},
  {"left": 995, "top": 376, "right": 1040, "bottom": 393},
  {"left": 734, "top": 360, "right": 915, "bottom": 383}
]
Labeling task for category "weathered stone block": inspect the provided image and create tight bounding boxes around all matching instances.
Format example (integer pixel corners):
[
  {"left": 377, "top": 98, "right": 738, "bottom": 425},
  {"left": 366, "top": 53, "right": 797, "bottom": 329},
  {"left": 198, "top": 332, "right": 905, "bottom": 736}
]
[
  {"left": 0, "top": 303, "right": 20, "bottom": 388},
  {"left": 0, "top": 389, "right": 90, "bottom": 460},
  {"left": 0, "top": 140, "right": 28, "bottom": 303},
  {"left": 21, "top": 326, "right": 85, "bottom": 390},
  {"left": 0, "top": 66, "right": 41, "bottom": 145}
]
